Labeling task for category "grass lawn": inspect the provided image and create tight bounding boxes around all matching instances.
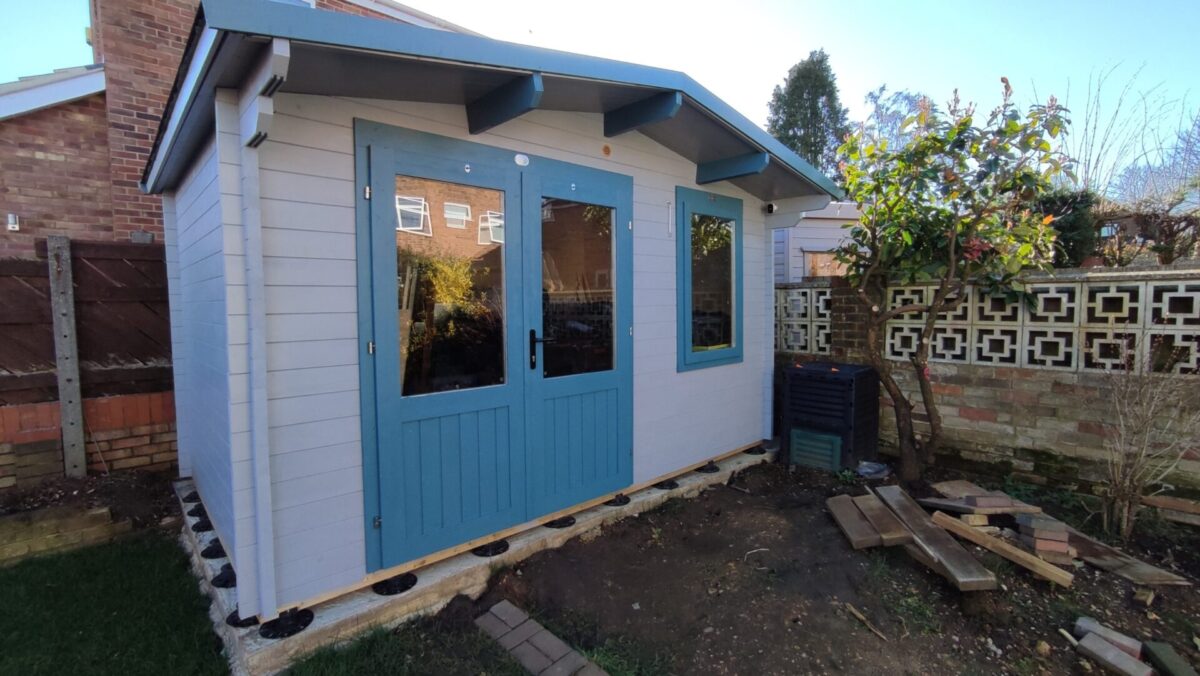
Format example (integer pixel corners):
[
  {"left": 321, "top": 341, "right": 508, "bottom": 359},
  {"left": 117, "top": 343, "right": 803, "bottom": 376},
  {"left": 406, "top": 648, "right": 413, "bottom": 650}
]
[{"left": 0, "top": 531, "right": 226, "bottom": 676}]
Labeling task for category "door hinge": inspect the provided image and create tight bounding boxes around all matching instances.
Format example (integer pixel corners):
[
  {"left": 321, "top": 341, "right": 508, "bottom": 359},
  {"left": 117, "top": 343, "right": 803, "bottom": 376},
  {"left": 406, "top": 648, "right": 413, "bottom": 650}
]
[
  {"left": 367, "top": 340, "right": 375, "bottom": 355},
  {"left": 364, "top": 185, "right": 372, "bottom": 200},
  {"left": 629, "top": 326, "right": 633, "bottom": 337},
  {"left": 627, "top": 220, "right": 632, "bottom": 231},
  {"left": 373, "top": 515, "right": 382, "bottom": 529}
]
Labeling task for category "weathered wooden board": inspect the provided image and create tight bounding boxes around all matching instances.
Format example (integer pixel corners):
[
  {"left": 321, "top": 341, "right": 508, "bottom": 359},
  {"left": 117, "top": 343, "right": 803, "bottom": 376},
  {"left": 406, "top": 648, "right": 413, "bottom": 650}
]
[
  {"left": 875, "top": 486, "right": 997, "bottom": 591},
  {"left": 933, "top": 511, "right": 1073, "bottom": 588},
  {"left": 929, "top": 480, "right": 986, "bottom": 499},
  {"left": 852, "top": 493, "right": 912, "bottom": 546},
  {"left": 1141, "top": 495, "right": 1200, "bottom": 516},
  {"left": 917, "top": 496, "right": 1042, "bottom": 515},
  {"left": 827, "top": 495, "right": 882, "bottom": 550},
  {"left": 1066, "top": 525, "right": 1191, "bottom": 587}
]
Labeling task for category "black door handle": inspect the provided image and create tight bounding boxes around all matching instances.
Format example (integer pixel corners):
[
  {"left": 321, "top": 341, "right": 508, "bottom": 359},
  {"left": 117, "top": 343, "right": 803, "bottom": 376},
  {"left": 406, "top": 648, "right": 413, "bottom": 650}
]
[{"left": 529, "top": 329, "right": 555, "bottom": 369}]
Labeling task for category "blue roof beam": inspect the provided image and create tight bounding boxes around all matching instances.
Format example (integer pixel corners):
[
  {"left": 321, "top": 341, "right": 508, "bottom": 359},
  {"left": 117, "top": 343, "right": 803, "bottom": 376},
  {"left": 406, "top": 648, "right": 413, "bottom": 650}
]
[
  {"left": 696, "top": 152, "right": 770, "bottom": 185},
  {"left": 466, "top": 72, "right": 544, "bottom": 135},
  {"left": 603, "top": 91, "right": 682, "bottom": 137}
]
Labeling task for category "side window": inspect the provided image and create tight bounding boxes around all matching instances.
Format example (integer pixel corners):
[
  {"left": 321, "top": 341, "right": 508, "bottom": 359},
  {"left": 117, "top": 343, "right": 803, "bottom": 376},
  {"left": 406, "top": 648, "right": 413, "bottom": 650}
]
[
  {"left": 443, "top": 202, "right": 471, "bottom": 229},
  {"left": 675, "top": 186, "right": 743, "bottom": 371},
  {"left": 395, "top": 196, "right": 432, "bottom": 236}
]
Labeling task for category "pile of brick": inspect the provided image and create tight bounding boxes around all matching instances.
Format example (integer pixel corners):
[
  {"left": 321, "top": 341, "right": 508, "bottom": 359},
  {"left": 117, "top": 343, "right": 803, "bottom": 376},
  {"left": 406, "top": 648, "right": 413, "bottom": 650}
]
[{"left": 1016, "top": 514, "right": 1076, "bottom": 566}]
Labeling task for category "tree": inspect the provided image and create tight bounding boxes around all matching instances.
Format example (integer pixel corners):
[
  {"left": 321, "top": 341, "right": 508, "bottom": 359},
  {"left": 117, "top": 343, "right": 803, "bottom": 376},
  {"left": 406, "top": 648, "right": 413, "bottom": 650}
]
[
  {"left": 1036, "top": 188, "right": 1098, "bottom": 267},
  {"left": 768, "top": 49, "right": 850, "bottom": 176},
  {"left": 863, "top": 85, "right": 928, "bottom": 149},
  {"left": 835, "top": 82, "right": 1071, "bottom": 482}
]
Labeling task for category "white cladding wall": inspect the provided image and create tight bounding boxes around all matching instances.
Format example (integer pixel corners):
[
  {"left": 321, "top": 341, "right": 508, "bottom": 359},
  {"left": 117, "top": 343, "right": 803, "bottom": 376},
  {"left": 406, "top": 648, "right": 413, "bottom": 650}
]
[
  {"left": 772, "top": 219, "right": 849, "bottom": 284},
  {"left": 252, "top": 93, "right": 772, "bottom": 607},
  {"left": 163, "top": 136, "right": 240, "bottom": 562}
]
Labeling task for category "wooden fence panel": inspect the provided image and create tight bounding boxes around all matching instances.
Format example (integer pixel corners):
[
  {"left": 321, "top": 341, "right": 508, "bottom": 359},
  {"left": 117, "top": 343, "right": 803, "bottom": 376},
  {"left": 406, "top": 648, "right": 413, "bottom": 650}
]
[{"left": 0, "top": 240, "right": 172, "bottom": 405}]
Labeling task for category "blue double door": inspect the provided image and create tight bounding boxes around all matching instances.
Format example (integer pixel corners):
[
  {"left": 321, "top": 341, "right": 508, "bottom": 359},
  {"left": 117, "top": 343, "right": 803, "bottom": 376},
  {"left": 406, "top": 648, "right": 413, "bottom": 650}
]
[{"left": 356, "top": 122, "right": 633, "bottom": 570}]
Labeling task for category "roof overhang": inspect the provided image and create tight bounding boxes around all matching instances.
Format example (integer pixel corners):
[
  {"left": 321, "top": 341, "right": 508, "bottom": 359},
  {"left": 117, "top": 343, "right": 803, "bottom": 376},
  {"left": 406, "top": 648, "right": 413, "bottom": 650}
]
[
  {"left": 0, "top": 65, "right": 106, "bottom": 122},
  {"left": 142, "top": 0, "right": 841, "bottom": 204}
]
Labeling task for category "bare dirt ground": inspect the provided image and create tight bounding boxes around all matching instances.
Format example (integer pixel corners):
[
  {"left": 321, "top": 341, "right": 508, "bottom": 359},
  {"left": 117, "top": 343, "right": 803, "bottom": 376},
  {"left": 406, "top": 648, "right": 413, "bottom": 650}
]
[
  {"left": 0, "top": 470, "right": 179, "bottom": 527},
  {"left": 462, "top": 461, "right": 1200, "bottom": 675}
]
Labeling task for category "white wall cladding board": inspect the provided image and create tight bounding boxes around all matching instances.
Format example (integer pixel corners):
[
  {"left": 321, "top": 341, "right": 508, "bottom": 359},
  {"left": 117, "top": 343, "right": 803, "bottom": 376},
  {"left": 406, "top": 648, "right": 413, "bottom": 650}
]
[{"left": 256, "top": 93, "right": 775, "bottom": 600}]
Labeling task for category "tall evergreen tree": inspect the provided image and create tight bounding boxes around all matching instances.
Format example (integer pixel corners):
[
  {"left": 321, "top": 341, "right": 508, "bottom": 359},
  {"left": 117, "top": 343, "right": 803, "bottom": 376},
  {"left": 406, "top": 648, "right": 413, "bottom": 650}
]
[{"left": 767, "top": 49, "right": 850, "bottom": 176}]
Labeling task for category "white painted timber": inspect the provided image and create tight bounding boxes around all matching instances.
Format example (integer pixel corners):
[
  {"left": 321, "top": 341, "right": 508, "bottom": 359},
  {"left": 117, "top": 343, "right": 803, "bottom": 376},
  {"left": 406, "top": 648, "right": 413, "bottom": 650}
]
[{"left": 771, "top": 201, "right": 858, "bottom": 283}]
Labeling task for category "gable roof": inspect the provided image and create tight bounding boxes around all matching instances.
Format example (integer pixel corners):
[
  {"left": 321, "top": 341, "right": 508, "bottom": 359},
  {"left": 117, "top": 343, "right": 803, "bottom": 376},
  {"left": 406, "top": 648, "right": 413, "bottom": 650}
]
[
  {"left": 0, "top": 65, "right": 105, "bottom": 122},
  {"left": 142, "top": 0, "right": 840, "bottom": 202}
]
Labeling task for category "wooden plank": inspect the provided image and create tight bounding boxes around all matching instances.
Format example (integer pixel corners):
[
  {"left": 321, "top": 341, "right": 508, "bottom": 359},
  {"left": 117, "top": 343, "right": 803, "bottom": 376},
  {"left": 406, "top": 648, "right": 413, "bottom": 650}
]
[
  {"left": 874, "top": 486, "right": 997, "bottom": 591},
  {"left": 1141, "top": 494, "right": 1200, "bottom": 516},
  {"left": 960, "top": 514, "right": 989, "bottom": 526},
  {"left": 827, "top": 495, "right": 882, "bottom": 549},
  {"left": 852, "top": 493, "right": 912, "bottom": 546},
  {"left": 1065, "top": 525, "right": 1191, "bottom": 586},
  {"left": 1076, "top": 633, "right": 1153, "bottom": 676},
  {"left": 917, "top": 496, "right": 1042, "bottom": 515},
  {"left": 46, "top": 236, "right": 85, "bottom": 479},
  {"left": 930, "top": 479, "right": 986, "bottom": 499},
  {"left": 34, "top": 238, "right": 165, "bottom": 261},
  {"left": 933, "top": 511, "right": 1073, "bottom": 588},
  {"left": 0, "top": 259, "right": 49, "bottom": 276}
]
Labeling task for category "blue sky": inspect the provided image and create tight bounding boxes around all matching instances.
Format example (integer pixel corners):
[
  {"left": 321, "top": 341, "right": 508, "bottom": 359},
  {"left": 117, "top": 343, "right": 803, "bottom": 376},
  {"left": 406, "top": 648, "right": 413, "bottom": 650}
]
[{"left": 2, "top": 0, "right": 1196, "bottom": 133}]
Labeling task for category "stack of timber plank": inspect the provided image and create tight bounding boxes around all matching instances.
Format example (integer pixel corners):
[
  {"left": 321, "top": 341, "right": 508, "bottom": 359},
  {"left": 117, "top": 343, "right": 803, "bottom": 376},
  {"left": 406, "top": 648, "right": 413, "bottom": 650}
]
[
  {"left": 874, "top": 485, "right": 998, "bottom": 591},
  {"left": 825, "top": 493, "right": 912, "bottom": 549},
  {"left": 919, "top": 480, "right": 1041, "bottom": 515}
]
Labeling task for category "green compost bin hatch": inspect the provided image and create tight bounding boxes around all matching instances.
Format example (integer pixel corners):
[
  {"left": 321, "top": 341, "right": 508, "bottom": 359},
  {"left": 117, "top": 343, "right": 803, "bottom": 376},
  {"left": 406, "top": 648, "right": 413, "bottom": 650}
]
[{"left": 788, "top": 428, "right": 842, "bottom": 472}]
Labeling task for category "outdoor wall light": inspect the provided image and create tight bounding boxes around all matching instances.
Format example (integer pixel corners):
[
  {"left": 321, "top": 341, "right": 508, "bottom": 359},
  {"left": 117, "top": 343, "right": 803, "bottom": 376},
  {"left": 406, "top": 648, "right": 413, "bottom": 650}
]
[{"left": 6, "top": 213, "right": 18, "bottom": 232}]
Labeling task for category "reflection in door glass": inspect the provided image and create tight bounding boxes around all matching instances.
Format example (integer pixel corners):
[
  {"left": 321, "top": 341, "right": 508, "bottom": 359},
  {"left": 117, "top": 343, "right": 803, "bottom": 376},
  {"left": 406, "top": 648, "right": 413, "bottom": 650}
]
[
  {"left": 541, "top": 198, "right": 614, "bottom": 378},
  {"left": 395, "top": 175, "right": 505, "bottom": 395}
]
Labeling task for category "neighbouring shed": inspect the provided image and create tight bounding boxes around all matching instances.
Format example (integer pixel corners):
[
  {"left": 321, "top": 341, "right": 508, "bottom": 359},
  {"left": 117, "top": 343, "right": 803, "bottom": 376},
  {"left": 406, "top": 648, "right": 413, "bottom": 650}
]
[{"left": 142, "top": 0, "right": 838, "bottom": 620}]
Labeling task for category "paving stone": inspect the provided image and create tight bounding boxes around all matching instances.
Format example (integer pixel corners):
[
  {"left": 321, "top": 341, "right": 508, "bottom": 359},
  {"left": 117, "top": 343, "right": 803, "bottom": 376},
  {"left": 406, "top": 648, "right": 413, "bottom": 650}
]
[
  {"left": 511, "top": 642, "right": 553, "bottom": 674},
  {"left": 498, "top": 618, "right": 543, "bottom": 650},
  {"left": 528, "top": 628, "right": 572, "bottom": 662},
  {"left": 540, "top": 650, "right": 589, "bottom": 676},
  {"left": 576, "top": 663, "right": 609, "bottom": 676},
  {"left": 474, "top": 611, "right": 511, "bottom": 640},
  {"left": 491, "top": 600, "right": 530, "bottom": 628}
]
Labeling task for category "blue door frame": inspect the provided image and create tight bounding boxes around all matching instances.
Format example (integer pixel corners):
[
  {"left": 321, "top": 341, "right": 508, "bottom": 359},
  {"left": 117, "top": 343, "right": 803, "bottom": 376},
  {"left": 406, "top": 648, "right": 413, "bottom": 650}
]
[{"left": 354, "top": 120, "right": 633, "bottom": 571}]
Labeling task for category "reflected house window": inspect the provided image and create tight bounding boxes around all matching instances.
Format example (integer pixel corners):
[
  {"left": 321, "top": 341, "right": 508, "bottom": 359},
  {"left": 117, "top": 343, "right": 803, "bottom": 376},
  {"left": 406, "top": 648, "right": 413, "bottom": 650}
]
[
  {"left": 394, "top": 175, "right": 506, "bottom": 396},
  {"left": 395, "top": 196, "right": 432, "bottom": 236},
  {"left": 444, "top": 202, "right": 471, "bottom": 229},
  {"left": 479, "top": 210, "right": 505, "bottom": 244}
]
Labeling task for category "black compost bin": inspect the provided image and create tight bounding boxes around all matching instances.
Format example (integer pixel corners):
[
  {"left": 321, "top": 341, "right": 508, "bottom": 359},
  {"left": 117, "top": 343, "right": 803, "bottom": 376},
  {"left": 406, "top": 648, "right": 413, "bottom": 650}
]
[{"left": 779, "top": 362, "right": 879, "bottom": 471}]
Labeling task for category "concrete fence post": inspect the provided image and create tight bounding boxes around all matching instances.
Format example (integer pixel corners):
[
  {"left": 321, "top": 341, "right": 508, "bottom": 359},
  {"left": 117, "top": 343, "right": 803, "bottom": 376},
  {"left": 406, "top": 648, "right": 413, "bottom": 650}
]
[{"left": 46, "top": 235, "right": 86, "bottom": 478}]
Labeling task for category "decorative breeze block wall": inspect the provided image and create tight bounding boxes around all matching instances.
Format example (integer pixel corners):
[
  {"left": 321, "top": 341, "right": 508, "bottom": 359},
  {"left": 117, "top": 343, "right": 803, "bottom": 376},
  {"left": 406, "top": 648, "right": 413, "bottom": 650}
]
[{"left": 776, "top": 285, "right": 832, "bottom": 355}]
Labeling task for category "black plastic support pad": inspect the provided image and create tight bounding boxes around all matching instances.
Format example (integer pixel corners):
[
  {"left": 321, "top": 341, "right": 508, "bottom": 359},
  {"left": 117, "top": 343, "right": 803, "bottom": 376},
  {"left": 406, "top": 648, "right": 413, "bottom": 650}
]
[
  {"left": 745, "top": 445, "right": 766, "bottom": 455},
  {"left": 182, "top": 491, "right": 201, "bottom": 503},
  {"left": 212, "top": 563, "right": 237, "bottom": 589},
  {"left": 187, "top": 504, "right": 207, "bottom": 519},
  {"left": 544, "top": 515, "right": 576, "bottom": 529},
  {"left": 200, "top": 540, "right": 226, "bottom": 560},
  {"left": 226, "top": 608, "right": 259, "bottom": 628},
  {"left": 259, "top": 608, "right": 314, "bottom": 640},
  {"left": 696, "top": 461, "right": 720, "bottom": 474},
  {"left": 191, "top": 517, "right": 213, "bottom": 533},
  {"left": 604, "top": 493, "right": 630, "bottom": 507},
  {"left": 472, "top": 540, "right": 509, "bottom": 558},
  {"left": 371, "top": 572, "right": 418, "bottom": 596},
  {"left": 653, "top": 479, "right": 679, "bottom": 490}
]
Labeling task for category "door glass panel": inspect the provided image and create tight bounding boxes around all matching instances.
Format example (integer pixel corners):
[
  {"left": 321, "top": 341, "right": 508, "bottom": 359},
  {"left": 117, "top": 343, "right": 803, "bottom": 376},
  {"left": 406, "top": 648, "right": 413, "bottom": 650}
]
[
  {"left": 541, "top": 198, "right": 614, "bottom": 378},
  {"left": 690, "top": 213, "right": 734, "bottom": 351},
  {"left": 395, "top": 175, "right": 505, "bottom": 395}
]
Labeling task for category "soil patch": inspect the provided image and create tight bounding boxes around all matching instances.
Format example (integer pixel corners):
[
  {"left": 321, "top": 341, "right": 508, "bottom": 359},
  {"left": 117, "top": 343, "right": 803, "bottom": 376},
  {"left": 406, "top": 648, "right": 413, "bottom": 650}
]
[
  {"left": 0, "top": 471, "right": 179, "bottom": 528},
  {"left": 451, "top": 462, "right": 1199, "bottom": 675}
]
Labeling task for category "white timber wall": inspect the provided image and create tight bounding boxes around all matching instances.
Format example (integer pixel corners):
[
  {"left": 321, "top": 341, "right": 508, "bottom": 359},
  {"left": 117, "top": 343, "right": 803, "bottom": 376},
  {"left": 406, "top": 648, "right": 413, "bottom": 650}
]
[
  {"left": 255, "top": 93, "right": 773, "bottom": 608},
  {"left": 162, "top": 136, "right": 240, "bottom": 564},
  {"left": 772, "top": 205, "right": 856, "bottom": 283}
]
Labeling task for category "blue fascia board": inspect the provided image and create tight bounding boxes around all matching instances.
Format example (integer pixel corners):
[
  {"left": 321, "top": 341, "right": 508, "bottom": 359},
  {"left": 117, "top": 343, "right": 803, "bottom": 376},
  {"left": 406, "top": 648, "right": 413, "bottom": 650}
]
[
  {"left": 696, "top": 152, "right": 770, "bottom": 185},
  {"left": 466, "top": 73, "right": 544, "bottom": 134},
  {"left": 604, "top": 91, "right": 683, "bottom": 137},
  {"left": 190, "top": 0, "right": 841, "bottom": 199}
]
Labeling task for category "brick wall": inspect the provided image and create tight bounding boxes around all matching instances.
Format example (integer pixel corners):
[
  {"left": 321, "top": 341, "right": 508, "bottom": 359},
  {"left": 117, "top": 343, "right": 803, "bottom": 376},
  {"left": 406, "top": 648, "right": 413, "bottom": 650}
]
[
  {"left": 777, "top": 272, "right": 1200, "bottom": 495},
  {"left": 0, "top": 391, "right": 177, "bottom": 490},
  {"left": 0, "top": 94, "right": 112, "bottom": 257}
]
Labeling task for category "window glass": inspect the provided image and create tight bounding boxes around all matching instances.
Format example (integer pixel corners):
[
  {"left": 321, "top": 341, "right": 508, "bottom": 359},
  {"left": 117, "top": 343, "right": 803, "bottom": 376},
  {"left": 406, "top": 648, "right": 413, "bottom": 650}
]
[
  {"left": 394, "top": 175, "right": 505, "bottom": 395},
  {"left": 541, "top": 198, "right": 614, "bottom": 377},
  {"left": 444, "top": 202, "right": 471, "bottom": 229},
  {"left": 479, "top": 211, "right": 505, "bottom": 245},
  {"left": 690, "top": 213, "right": 735, "bottom": 351}
]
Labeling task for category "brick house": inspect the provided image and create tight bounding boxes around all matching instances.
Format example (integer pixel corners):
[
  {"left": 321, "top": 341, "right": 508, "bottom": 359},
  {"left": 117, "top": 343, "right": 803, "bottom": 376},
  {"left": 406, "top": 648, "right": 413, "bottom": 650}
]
[{"left": 0, "top": 0, "right": 474, "bottom": 490}]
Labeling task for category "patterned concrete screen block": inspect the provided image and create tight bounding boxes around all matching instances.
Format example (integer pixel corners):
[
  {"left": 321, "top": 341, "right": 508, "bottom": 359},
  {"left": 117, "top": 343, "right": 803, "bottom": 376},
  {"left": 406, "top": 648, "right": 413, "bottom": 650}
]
[{"left": 777, "top": 285, "right": 831, "bottom": 355}]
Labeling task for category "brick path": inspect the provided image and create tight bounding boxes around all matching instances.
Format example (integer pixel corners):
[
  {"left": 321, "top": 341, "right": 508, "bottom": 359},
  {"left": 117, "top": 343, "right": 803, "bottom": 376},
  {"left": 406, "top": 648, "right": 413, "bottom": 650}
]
[{"left": 475, "top": 600, "right": 607, "bottom": 675}]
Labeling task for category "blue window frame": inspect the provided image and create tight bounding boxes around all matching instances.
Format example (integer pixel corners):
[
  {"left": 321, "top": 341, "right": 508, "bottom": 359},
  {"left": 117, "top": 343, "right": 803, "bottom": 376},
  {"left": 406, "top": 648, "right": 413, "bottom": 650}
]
[{"left": 675, "top": 186, "right": 743, "bottom": 371}]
